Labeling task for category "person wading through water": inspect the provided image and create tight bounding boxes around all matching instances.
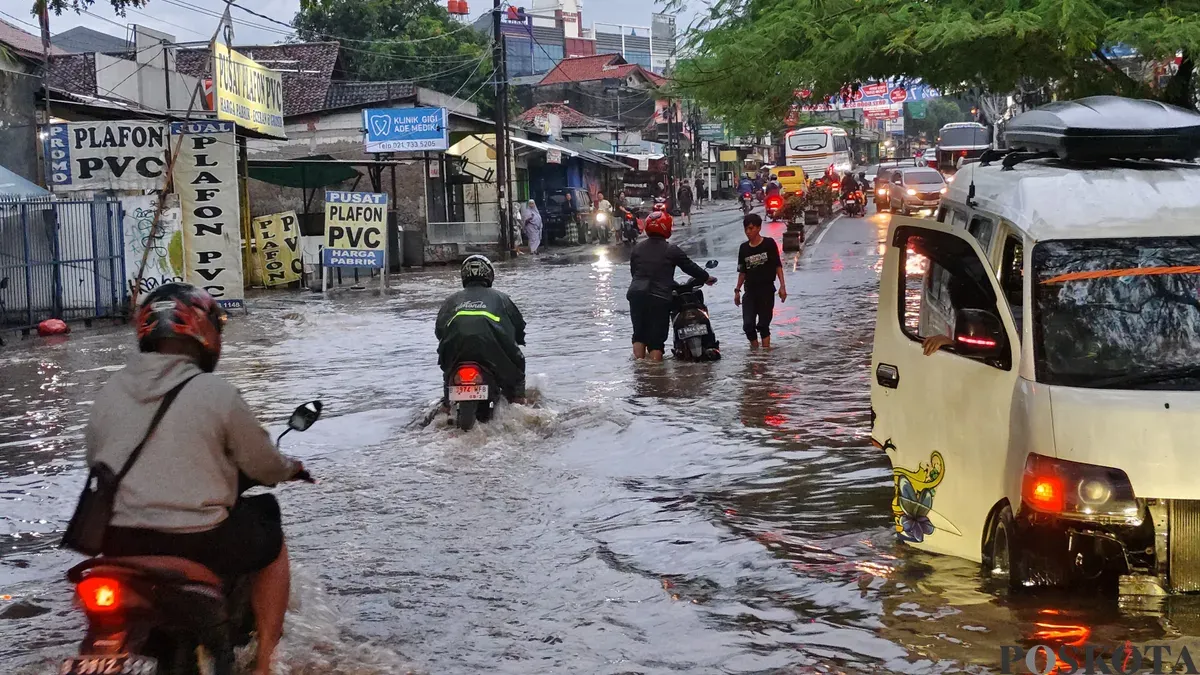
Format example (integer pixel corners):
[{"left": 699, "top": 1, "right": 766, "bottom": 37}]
[{"left": 734, "top": 213, "right": 787, "bottom": 348}]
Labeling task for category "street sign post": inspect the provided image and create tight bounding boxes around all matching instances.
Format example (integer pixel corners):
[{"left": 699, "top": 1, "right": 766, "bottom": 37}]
[{"left": 322, "top": 191, "right": 388, "bottom": 295}]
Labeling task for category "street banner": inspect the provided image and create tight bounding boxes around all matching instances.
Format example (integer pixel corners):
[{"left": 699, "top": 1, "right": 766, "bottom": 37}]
[
  {"left": 802, "top": 81, "right": 939, "bottom": 112},
  {"left": 121, "top": 193, "right": 184, "bottom": 295},
  {"left": 171, "top": 120, "right": 245, "bottom": 308},
  {"left": 699, "top": 123, "right": 724, "bottom": 141},
  {"left": 252, "top": 210, "right": 302, "bottom": 286},
  {"left": 45, "top": 121, "right": 167, "bottom": 191},
  {"left": 213, "top": 41, "right": 286, "bottom": 139},
  {"left": 719, "top": 150, "right": 738, "bottom": 162},
  {"left": 362, "top": 107, "right": 449, "bottom": 152},
  {"left": 323, "top": 191, "right": 388, "bottom": 268}
]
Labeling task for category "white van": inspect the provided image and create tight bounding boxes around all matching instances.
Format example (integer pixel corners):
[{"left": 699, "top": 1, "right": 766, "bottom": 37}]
[
  {"left": 870, "top": 96, "right": 1200, "bottom": 593},
  {"left": 784, "top": 126, "right": 852, "bottom": 177}
]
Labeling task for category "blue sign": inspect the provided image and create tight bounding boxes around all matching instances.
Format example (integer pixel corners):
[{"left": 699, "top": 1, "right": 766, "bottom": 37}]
[
  {"left": 322, "top": 248, "right": 386, "bottom": 267},
  {"left": 362, "top": 107, "right": 449, "bottom": 153},
  {"left": 323, "top": 190, "right": 388, "bottom": 269}
]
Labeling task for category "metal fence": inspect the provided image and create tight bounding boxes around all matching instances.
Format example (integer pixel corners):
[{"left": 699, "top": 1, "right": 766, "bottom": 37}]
[
  {"left": 427, "top": 221, "right": 499, "bottom": 245},
  {"left": 0, "top": 196, "right": 126, "bottom": 331}
]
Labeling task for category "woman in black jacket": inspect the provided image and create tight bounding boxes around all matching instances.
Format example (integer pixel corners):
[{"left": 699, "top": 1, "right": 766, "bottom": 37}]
[{"left": 626, "top": 207, "right": 716, "bottom": 361}]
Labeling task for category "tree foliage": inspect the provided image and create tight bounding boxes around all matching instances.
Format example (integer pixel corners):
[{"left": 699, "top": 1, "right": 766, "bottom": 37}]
[
  {"left": 671, "top": 0, "right": 1200, "bottom": 132},
  {"left": 294, "top": 0, "right": 492, "bottom": 103}
]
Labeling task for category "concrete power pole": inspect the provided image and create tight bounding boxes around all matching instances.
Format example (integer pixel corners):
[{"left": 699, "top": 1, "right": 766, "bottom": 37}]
[{"left": 491, "top": 1, "right": 510, "bottom": 259}]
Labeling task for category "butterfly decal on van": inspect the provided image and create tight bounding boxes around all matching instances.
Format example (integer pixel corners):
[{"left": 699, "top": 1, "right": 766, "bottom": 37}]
[{"left": 891, "top": 450, "right": 946, "bottom": 543}]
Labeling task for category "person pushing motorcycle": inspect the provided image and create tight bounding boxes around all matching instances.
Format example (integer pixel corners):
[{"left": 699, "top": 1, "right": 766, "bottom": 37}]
[
  {"left": 626, "top": 204, "right": 716, "bottom": 361},
  {"left": 435, "top": 255, "right": 527, "bottom": 404}
]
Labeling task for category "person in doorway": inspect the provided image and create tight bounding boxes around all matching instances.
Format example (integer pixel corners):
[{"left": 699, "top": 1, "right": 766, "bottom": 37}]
[
  {"left": 522, "top": 199, "right": 543, "bottom": 255},
  {"left": 87, "top": 283, "right": 307, "bottom": 675},
  {"left": 734, "top": 213, "right": 787, "bottom": 348},
  {"left": 678, "top": 182, "right": 694, "bottom": 226},
  {"left": 627, "top": 206, "right": 716, "bottom": 361},
  {"left": 435, "top": 255, "right": 526, "bottom": 403}
]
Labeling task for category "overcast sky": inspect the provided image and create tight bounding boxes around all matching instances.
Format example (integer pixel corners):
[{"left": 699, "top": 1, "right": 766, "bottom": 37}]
[{"left": 4, "top": 0, "right": 701, "bottom": 47}]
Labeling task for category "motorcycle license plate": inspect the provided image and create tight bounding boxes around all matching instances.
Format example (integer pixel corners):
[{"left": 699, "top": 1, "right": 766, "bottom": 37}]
[
  {"left": 678, "top": 324, "right": 709, "bottom": 339},
  {"left": 60, "top": 655, "right": 157, "bottom": 675},
  {"left": 449, "top": 385, "right": 488, "bottom": 401}
]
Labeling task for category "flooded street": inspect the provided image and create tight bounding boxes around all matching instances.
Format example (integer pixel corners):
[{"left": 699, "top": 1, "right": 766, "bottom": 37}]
[{"left": 5, "top": 203, "right": 1200, "bottom": 674}]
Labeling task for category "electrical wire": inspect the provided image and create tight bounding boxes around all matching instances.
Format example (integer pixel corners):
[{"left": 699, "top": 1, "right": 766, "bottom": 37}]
[{"left": 229, "top": 0, "right": 494, "bottom": 46}]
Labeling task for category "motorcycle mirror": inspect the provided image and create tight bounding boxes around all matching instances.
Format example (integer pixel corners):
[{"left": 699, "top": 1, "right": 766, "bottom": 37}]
[
  {"left": 705, "top": 260, "right": 719, "bottom": 269},
  {"left": 288, "top": 401, "right": 323, "bottom": 432}
]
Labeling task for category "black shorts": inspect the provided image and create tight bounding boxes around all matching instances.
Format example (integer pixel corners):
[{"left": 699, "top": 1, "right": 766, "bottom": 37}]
[
  {"left": 102, "top": 494, "right": 284, "bottom": 577},
  {"left": 629, "top": 293, "right": 672, "bottom": 351}
]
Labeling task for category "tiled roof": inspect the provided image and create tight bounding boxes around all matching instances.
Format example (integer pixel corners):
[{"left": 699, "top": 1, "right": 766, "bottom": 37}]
[
  {"left": 537, "top": 53, "right": 666, "bottom": 87},
  {"left": 47, "top": 53, "right": 97, "bottom": 96},
  {"left": 52, "top": 26, "right": 129, "bottom": 54},
  {"left": 322, "top": 81, "right": 416, "bottom": 112},
  {"left": 516, "top": 103, "right": 613, "bottom": 129},
  {"left": 0, "top": 16, "right": 67, "bottom": 61},
  {"left": 175, "top": 42, "right": 341, "bottom": 116}
]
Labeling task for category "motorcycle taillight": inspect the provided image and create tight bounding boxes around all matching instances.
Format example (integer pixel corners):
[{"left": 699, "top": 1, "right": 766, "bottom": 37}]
[
  {"left": 77, "top": 577, "right": 122, "bottom": 614},
  {"left": 455, "top": 365, "right": 482, "bottom": 384}
]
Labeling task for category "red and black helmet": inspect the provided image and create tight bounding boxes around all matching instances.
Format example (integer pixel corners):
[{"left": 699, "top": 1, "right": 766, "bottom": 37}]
[{"left": 134, "top": 283, "right": 227, "bottom": 371}]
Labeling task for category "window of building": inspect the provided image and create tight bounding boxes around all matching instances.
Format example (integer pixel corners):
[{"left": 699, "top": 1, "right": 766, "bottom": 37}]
[
  {"left": 506, "top": 38, "right": 532, "bottom": 77},
  {"left": 533, "top": 43, "right": 563, "bottom": 74},
  {"left": 625, "top": 50, "right": 651, "bottom": 69}
]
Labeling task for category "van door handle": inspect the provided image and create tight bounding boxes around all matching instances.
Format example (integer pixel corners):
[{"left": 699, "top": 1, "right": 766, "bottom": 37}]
[{"left": 876, "top": 363, "right": 899, "bottom": 389}]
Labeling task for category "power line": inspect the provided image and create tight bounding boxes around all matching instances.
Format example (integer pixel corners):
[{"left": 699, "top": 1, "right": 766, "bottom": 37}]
[{"left": 229, "top": 0, "right": 493, "bottom": 46}]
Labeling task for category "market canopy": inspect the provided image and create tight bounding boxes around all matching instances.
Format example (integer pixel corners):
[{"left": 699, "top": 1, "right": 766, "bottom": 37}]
[{"left": 247, "top": 155, "right": 364, "bottom": 189}]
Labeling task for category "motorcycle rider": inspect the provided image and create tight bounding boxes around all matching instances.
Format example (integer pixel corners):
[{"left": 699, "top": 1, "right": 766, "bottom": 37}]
[
  {"left": 627, "top": 205, "right": 716, "bottom": 362},
  {"left": 841, "top": 171, "right": 861, "bottom": 205},
  {"left": 765, "top": 174, "right": 783, "bottom": 198},
  {"left": 86, "top": 283, "right": 305, "bottom": 675},
  {"left": 738, "top": 174, "right": 755, "bottom": 208},
  {"left": 435, "top": 255, "right": 527, "bottom": 404}
]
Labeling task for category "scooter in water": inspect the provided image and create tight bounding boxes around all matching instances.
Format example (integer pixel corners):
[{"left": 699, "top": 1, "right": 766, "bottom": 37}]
[
  {"left": 765, "top": 194, "right": 784, "bottom": 221},
  {"left": 61, "top": 401, "right": 322, "bottom": 675},
  {"left": 671, "top": 261, "right": 721, "bottom": 362},
  {"left": 447, "top": 362, "right": 500, "bottom": 431},
  {"left": 740, "top": 192, "right": 753, "bottom": 214},
  {"left": 619, "top": 207, "right": 640, "bottom": 244}
]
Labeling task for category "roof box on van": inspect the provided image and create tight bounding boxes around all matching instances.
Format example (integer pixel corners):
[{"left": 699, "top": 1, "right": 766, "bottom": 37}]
[{"left": 1003, "top": 96, "right": 1200, "bottom": 161}]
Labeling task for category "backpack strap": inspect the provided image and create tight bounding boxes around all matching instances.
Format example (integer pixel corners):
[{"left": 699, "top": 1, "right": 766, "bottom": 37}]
[{"left": 114, "top": 374, "right": 199, "bottom": 483}]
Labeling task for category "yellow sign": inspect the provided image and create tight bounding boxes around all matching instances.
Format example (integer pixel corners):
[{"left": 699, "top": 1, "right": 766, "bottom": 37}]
[
  {"left": 252, "top": 210, "right": 302, "bottom": 286},
  {"left": 719, "top": 150, "right": 739, "bottom": 162},
  {"left": 213, "top": 41, "right": 286, "bottom": 139}
]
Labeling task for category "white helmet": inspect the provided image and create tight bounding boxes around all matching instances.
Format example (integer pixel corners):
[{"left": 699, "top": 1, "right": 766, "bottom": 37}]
[{"left": 460, "top": 255, "right": 495, "bottom": 288}]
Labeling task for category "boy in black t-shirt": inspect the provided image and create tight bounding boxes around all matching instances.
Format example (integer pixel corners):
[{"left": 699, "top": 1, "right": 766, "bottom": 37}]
[{"left": 735, "top": 214, "right": 787, "bottom": 348}]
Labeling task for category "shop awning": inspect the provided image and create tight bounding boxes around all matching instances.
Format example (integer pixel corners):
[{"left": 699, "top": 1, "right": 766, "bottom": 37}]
[
  {"left": 511, "top": 136, "right": 580, "bottom": 157},
  {"left": 248, "top": 155, "right": 364, "bottom": 189},
  {"left": 0, "top": 166, "right": 49, "bottom": 198}
]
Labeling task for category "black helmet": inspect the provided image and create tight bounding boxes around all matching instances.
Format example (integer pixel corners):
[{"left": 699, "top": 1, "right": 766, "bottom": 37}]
[
  {"left": 134, "top": 282, "right": 227, "bottom": 372},
  {"left": 461, "top": 254, "right": 495, "bottom": 288}
]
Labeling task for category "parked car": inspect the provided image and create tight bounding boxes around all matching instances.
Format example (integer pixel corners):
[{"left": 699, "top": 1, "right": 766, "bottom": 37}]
[
  {"left": 887, "top": 167, "right": 948, "bottom": 215},
  {"left": 540, "top": 188, "right": 593, "bottom": 243}
]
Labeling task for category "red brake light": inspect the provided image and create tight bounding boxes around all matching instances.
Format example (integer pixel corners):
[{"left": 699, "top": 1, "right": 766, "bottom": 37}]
[
  {"left": 78, "top": 577, "right": 121, "bottom": 613},
  {"left": 456, "top": 365, "right": 481, "bottom": 383},
  {"left": 1022, "top": 455, "right": 1066, "bottom": 513},
  {"left": 767, "top": 196, "right": 783, "bottom": 208}
]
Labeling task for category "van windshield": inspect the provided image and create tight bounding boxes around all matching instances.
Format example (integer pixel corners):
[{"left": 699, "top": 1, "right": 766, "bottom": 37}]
[
  {"left": 788, "top": 133, "right": 828, "bottom": 152},
  {"left": 1033, "top": 237, "right": 1200, "bottom": 389}
]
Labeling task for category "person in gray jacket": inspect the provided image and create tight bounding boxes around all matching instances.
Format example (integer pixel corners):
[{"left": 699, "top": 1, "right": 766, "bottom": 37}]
[{"left": 86, "top": 283, "right": 304, "bottom": 675}]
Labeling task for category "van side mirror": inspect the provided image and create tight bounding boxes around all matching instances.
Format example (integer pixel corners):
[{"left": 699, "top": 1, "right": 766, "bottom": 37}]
[
  {"left": 289, "top": 401, "right": 323, "bottom": 432},
  {"left": 705, "top": 260, "right": 719, "bottom": 269},
  {"left": 954, "top": 309, "right": 1006, "bottom": 356}
]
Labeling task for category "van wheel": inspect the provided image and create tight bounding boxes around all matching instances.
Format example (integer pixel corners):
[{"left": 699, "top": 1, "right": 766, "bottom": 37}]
[{"left": 982, "top": 504, "right": 1021, "bottom": 590}]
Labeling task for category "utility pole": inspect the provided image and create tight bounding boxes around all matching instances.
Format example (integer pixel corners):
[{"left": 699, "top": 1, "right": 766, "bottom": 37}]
[
  {"left": 666, "top": 99, "right": 677, "bottom": 213},
  {"left": 491, "top": 0, "right": 511, "bottom": 259}
]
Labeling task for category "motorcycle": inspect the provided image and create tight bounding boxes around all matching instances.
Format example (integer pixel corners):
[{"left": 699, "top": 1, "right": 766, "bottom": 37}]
[
  {"left": 592, "top": 210, "right": 612, "bottom": 244},
  {"left": 740, "top": 191, "right": 753, "bottom": 214},
  {"left": 61, "top": 401, "right": 322, "bottom": 675},
  {"left": 754, "top": 188, "right": 765, "bottom": 204},
  {"left": 619, "top": 207, "right": 640, "bottom": 244},
  {"left": 842, "top": 190, "right": 866, "bottom": 217},
  {"left": 671, "top": 261, "right": 721, "bottom": 362},
  {"left": 765, "top": 194, "right": 784, "bottom": 221},
  {"left": 447, "top": 362, "right": 500, "bottom": 431}
]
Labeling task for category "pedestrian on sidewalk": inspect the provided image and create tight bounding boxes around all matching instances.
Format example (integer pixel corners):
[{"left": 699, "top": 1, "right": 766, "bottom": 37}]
[
  {"left": 734, "top": 213, "right": 787, "bottom": 349},
  {"left": 678, "top": 183, "right": 694, "bottom": 226},
  {"left": 522, "top": 199, "right": 543, "bottom": 254},
  {"left": 695, "top": 176, "right": 705, "bottom": 208}
]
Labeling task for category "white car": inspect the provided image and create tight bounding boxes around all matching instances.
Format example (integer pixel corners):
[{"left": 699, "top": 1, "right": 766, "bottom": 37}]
[{"left": 871, "top": 96, "right": 1200, "bottom": 594}]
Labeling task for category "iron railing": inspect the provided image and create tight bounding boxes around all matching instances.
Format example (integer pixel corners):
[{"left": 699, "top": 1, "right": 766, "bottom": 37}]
[
  {"left": 0, "top": 196, "right": 126, "bottom": 332},
  {"left": 427, "top": 221, "right": 499, "bottom": 245}
]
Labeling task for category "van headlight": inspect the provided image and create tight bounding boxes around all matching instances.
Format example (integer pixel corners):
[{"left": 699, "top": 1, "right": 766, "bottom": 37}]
[{"left": 1021, "top": 454, "right": 1140, "bottom": 524}]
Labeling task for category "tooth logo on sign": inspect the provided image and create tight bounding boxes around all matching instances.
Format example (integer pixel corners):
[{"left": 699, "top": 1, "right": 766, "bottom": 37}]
[{"left": 370, "top": 114, "right": 391, "bottom": 138}]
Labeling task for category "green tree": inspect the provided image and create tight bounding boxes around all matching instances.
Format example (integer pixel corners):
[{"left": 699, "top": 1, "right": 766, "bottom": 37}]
[
  {"left": 293, "top": 0, "right": 492, "bottom": 104},
  {"left": 670, "top": 0, "right": 1200, "bottom": 132}
]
